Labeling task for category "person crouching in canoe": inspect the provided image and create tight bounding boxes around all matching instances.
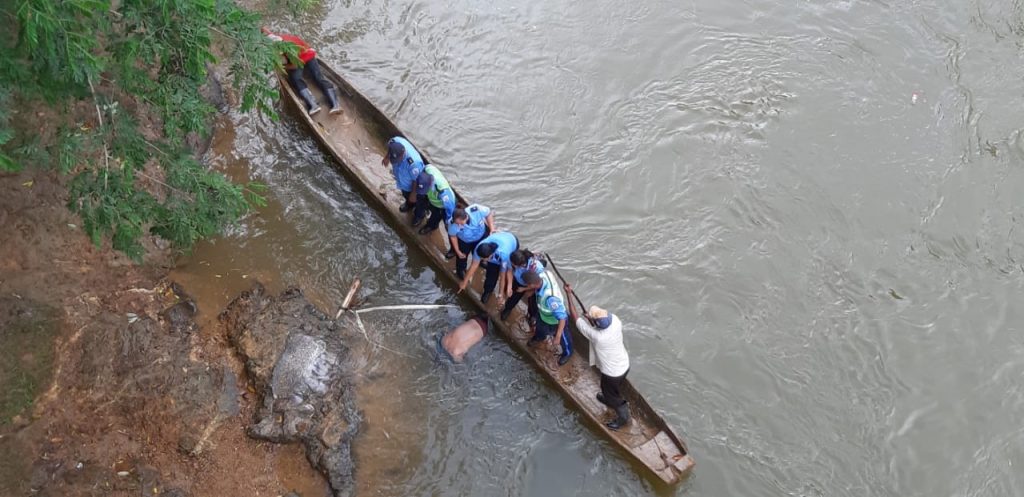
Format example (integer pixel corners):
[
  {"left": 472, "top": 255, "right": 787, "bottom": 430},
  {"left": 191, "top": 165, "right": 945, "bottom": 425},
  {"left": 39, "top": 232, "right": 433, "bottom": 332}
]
[
  {"left": 499, "top": 249, "right": 545, "bottom": 322},
  {"left": 381, "top": 137, "right": 424, "bottom": 213},
  {"left": 261, "top": 27, "right": 341, "bottom": 116},
  {"left": 440, "top": 314, "right": 489, "bottom": 363},
  {"left": 563, "top": 285, "right": 631, "bottom": 430},
  {"left": 411, "top": 166, "right": 455, "bottom": 235},
  {"left": 448, "top": 204, "right": 495, "bottom": 280},
  {"left": 522, "top": 271, "right": 572, "bottom": 367},
  {"left": 457, "top": 231, "right": 519, "bottom": 304}
]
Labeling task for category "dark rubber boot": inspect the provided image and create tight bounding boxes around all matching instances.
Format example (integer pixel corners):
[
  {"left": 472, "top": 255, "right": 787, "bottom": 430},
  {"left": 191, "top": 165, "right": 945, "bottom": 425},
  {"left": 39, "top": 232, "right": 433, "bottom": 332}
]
[
  {"left": 399, "top": 201, "right": 414, "bottom": 213},
  {"left": 607, "top": 403, "right": 630, "bottom": 430},
  {"left": 480, "top": 291, "right": 492, "bottom": 304},
  {"left": 445, "top": 248, "right": 456, "bottom": 260},
  {"left": 557, "top": 353, "right": 571, "bottom": 366},
  {"left": 299, "top": 89, "right": 321, "bottom": 115},
  {"left": 500, "top": 306, "right": 513, "bottom": 321},
  {"left": 326, "top": 87, "right": 342, "bottom": 115},
  {"left": 596, "top": 392, "right": 609, "bottom": 406},
  {"left": 418, "top": 225, "right": 437, "bottom": 235}
]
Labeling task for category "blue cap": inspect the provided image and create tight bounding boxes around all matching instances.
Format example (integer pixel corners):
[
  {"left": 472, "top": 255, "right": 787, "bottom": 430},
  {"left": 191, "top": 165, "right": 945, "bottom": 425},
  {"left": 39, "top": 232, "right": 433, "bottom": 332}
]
[
  {"left": 387, "top": 141, "right": 405, "bottom": 162},
  {"left": 595, "top": 315, "right": 613, "bottom": 329},
  {"left": 415, "top": 171, "right": 434, "bottom": 195}
]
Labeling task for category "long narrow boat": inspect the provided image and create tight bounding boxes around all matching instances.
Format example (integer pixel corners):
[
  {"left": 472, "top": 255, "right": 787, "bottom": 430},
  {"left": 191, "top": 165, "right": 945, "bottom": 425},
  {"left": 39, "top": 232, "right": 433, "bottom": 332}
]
[{"left": 277, "top": 63, "right": 695, "bottom": 484}]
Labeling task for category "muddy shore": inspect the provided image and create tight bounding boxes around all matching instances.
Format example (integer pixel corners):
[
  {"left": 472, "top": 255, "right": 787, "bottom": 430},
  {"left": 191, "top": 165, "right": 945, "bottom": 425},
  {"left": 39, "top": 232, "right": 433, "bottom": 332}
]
[{"left": 0, "top": 167, "right": 353, "bottom": 495}]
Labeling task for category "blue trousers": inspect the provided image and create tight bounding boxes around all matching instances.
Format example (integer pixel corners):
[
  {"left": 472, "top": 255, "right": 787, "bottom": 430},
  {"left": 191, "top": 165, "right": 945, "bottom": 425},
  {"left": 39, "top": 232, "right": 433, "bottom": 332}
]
[{"left": 533, "top": 319, "right": 572, "bottom": 359}]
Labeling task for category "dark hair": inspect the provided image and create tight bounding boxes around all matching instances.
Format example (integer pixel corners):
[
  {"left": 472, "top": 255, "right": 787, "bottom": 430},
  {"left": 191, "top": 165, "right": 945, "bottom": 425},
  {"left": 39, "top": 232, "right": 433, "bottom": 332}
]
[
  {"left": 452, "top": 208, "right": 469, "bottom": 222},
  {"left": 475, "top": 242, "right": 497, "bottom": 258},
  {"left": 510, "top": 249, "right": 534, "bottom": 267},
  {"left": 522, "top": 271, "right": 542, "bottom": 287}
]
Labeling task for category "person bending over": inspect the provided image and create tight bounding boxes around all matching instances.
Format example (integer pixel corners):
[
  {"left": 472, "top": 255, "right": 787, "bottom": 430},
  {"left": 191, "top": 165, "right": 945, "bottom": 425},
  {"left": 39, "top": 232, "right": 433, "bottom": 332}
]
[
  {"left": 457, "top": 231, "right": 518, "bottom": 304},
  {"left": 448, "top": 204, "right": 495, "bottom": 280},
  {"left": 523, "top": 271, "right": 572, "bottom": 367},
  {"left": 380, "top": 136, "right": 424, "bottom": 213},
  {"left": 500, "top": 249, "right": 546, "bottom": 322},
  {"left": 411, "top": 166, "right": 455, "bottom": 235}
]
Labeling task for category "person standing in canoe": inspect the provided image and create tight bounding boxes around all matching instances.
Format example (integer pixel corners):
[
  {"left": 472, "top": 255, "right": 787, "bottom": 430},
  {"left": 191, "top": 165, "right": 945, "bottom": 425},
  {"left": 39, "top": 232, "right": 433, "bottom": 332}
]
[
  {"left": 522, "top": 271, "right": 572, "bottom": 367},
  {"left": 499, "top": 249, "right": 546, "bottom": 322},
  {"left": 457, "top": 231, "right": 518, "bottom": 304},
  {"left": 411, "top": 166, "right": 456, "bottom": 235},
  {"left": 261, "top": 27, "right": 341, "bottom": 116},
  {"left": 563, "top": 285, "right": 631, "bottom": 430},
  {"left": 381, "top": 137, "right": 424, "bottom": 213},
  {"left": 448, "top": 204, "right": 495, "bottom": 280}
]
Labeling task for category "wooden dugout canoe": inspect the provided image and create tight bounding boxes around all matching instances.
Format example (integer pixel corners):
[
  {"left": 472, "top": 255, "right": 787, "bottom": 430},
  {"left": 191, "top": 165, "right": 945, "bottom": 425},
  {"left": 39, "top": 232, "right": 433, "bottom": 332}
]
[{"left": 276, "top": 61, "right": 695, "bottom": 485}]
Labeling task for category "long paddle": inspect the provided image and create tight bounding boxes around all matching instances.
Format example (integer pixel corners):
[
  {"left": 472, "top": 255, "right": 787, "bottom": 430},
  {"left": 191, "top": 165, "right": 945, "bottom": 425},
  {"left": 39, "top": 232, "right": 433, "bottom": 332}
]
[{"left": 543, "top": 253, "right": 587, "bottom": 310}]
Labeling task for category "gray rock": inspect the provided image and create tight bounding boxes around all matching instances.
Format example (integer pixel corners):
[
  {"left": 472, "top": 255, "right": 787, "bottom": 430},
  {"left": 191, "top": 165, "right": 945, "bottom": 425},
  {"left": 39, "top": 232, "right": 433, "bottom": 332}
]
[{"left": 220, "top": 283, "right": 360, "bottom": 497}]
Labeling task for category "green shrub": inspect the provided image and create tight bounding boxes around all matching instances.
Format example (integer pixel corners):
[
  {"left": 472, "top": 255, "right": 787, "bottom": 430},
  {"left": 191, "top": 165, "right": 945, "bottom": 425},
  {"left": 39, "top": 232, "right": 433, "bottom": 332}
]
[{"left": 0, "top": 0, "right": 292, "bottom": 260}]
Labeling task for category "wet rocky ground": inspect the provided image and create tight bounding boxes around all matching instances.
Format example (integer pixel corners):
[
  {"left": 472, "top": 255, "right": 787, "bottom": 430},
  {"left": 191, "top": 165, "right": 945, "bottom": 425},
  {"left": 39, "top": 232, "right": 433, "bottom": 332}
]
[
  {"left": 0, "top": 171, "right": 358, "bottom": 496},
  {"left": 221, "top": 284, "right": 361, "bottom": 497}
]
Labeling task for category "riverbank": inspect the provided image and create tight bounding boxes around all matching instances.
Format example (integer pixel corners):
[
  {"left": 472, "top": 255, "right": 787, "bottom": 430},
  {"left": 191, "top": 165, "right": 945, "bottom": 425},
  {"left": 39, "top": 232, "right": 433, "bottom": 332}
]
[{"left": 0, "top": 161, "right": 336, "bottom": 496}]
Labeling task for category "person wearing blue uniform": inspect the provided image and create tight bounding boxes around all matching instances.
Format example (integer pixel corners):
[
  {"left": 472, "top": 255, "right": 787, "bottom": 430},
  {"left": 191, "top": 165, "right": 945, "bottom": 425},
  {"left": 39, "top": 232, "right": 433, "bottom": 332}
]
[
  {"left": 380, "top": 136, "right": 424, "bottom": 213},
  {"left": 522, "top": 271, "right": 572, "bottom": 366},
  {"left": 499, "top": 249, "right": 546, "bottom": 321},
  {"left": 411, "top": 166, "right": 456, "bottom": 235},
  {"left": 457, "top": 231, "right": 518, "bottom": 304},
  {"left": 448, "top": 204, "right": 495, "bottom": 280}
]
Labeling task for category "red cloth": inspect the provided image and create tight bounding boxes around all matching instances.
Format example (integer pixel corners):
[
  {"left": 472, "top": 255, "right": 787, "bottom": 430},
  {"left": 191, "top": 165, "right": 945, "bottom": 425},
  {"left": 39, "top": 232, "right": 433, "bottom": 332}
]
[{"left": 278, "top": 33, "right": 317, "bottom": 63}]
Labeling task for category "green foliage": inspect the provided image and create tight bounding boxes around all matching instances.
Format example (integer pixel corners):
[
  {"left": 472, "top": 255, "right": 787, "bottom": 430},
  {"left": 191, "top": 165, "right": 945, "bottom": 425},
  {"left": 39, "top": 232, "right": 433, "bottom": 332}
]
[{"left": 0, "top": 0, "right": 296, "bottom": 261}]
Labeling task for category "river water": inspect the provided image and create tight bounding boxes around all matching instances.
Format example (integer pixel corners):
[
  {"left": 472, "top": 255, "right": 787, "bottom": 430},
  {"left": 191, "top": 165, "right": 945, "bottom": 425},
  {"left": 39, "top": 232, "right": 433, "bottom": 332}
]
[{"left": 173, "top": 0, "right": 1024, "bottom": 495}]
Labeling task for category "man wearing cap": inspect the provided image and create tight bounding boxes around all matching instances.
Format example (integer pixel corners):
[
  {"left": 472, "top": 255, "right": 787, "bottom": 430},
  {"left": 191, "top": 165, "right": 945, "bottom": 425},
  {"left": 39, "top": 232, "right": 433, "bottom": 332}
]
[
  {"left": 522, "top": 271, "right": 572, "bottom": 367},
  {"left": 261, "top": 26, "right": 341, "bottom": 115},
  {"left": 564, "top": 284, "right": 631, "bottom": 429},
  {"left": 457, "top": 231, "right": 518, "bottom": 304},
  {"left": 411, "top": 165, "right": 456, "bottom": 235},
  {"left": 381, "top": 136, "right": 424, "bottom": 213},
  {"left": 448, "top": 204, "right": 495, "bottom": 280}
]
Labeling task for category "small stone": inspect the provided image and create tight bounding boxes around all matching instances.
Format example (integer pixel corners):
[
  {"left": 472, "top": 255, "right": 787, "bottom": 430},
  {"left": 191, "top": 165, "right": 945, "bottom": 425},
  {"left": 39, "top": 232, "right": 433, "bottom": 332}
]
[{"left": 117, "top": 471, "right": 130, "bottom": 477}]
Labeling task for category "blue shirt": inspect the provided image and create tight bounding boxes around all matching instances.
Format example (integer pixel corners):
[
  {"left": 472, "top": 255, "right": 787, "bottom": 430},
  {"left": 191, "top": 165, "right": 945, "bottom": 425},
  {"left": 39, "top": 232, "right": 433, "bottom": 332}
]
[
  {"left": 513, "top": 256, "right": 546, "bottom": 285},
  {"left": 387, "top": 137, "right": 424, "bottom": 192},
  {"left": 448, "top": 204, "right": 491, "bottom": 242},
  {"left": 472, "top": 232, "right": 517, "bottom": 272},
  {"left": 436, "top": 187, "right": 456, "bottom": 222}
]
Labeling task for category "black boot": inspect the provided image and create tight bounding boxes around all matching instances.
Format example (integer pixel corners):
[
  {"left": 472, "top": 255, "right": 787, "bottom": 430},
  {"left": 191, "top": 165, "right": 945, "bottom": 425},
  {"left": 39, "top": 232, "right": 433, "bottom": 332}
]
[
  {"left": 399, "top": 201, "right": 414, "bottom": 213},
  {"left": 298, "top": 89, "right": 321, "bottom": 115},
  {"left": 326, "top": 87, "right": 342, "bottom": 115},
  {"left": 445, "top": 248, "right": 456, "bottom": 260},
  {"left": 499, "top": 305, "right": 513, "bottom": 321},
  {"left": 480, "top": 291, "right": 492, "bottom": 304},
  {"left": 607, "top": 403, "right": 630, "bottom": 430},
  {"left": 596, "top": 392, "right": 609, "bottom": 406}
]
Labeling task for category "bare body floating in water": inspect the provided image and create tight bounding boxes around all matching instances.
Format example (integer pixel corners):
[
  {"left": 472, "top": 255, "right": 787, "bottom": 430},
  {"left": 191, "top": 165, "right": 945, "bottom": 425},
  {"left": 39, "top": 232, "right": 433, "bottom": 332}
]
[{"left": 441, "top": 314, "right": 488, "bottom": 362}]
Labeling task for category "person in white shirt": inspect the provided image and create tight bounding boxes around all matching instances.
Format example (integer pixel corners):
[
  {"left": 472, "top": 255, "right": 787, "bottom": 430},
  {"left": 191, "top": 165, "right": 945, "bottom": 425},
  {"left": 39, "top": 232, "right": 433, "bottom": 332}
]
[{"left": 564, "top": 284, "right": 631, "bottom": 430}]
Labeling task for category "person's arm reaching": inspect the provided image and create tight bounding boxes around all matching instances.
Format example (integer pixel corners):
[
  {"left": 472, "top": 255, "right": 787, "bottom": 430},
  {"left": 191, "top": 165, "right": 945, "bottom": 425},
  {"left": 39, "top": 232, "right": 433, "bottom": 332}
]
[
  {"left": 565, "top": 284, "right": 578, "bottom": 322},
  {"left": 450, "top": 235, "right": 465, "bottom": 259},
  {"left": 485, "top": 211, "right": 496, "bottom": 233},
  {"left": 459, "top": 258, "right": 480, "bottom": 293}
]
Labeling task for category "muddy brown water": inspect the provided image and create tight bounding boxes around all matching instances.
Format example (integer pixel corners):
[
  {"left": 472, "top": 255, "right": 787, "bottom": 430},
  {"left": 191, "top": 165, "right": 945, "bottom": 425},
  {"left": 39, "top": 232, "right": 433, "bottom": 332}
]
[{"left": 174, "top": 0, "right": 1024, "bottom": 495}]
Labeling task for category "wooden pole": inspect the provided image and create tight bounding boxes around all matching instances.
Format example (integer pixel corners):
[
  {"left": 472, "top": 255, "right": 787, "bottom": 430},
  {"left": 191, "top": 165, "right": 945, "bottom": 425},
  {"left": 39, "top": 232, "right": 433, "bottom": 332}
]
[
  {"left": 543, "top": 254, "right": 587, "bottom": 310},
  {"left": 341, "top": 278, "right": 361, "bottom": 310}
]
